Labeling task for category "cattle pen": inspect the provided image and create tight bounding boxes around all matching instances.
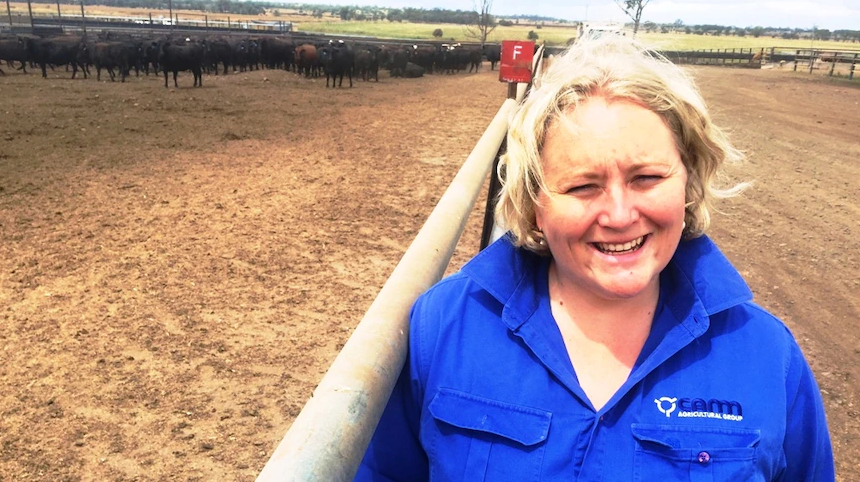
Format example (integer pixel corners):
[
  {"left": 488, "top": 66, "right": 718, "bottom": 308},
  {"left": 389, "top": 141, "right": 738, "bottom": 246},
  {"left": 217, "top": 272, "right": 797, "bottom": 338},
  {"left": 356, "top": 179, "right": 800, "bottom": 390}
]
[
  {"left": 2, "top": 28, "right": 859, "bottom": 482},
  {"left": 254, "top": 47, "right": 543, "bottom": 482}
]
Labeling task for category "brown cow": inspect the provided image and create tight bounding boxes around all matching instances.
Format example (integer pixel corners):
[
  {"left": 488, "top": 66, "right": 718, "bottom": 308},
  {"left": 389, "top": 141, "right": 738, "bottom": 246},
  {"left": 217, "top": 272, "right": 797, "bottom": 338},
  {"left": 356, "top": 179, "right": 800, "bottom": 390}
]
[{"left": 294, "top": 44, "right": 318, "bottom": 78}]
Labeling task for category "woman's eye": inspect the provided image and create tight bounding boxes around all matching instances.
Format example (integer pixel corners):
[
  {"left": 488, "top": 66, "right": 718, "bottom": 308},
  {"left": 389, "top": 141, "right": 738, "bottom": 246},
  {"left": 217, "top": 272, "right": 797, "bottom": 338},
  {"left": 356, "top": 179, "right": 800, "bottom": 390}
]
[
  {"left": 566, "top": 184, "right": 598, "bottom": 194},
  {"left": 635, "top": 175, "right": 663, "bottom": 183}
]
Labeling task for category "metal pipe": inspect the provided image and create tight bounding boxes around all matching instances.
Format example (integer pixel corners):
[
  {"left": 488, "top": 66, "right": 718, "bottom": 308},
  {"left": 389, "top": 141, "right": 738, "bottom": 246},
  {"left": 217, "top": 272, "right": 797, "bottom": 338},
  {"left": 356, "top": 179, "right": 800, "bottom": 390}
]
[
  {"left": 26, "top": 0, "right": 33, "bottom": 31},
  {"left": 80, "top": 0, "right": 85, "bottom": 35},
  {"left": 55, "top": 0, "right": 61, "bottom": 30},
  {"left": 6, "top": 0, "right": 13, "bottom": 29},
  {"left": 256, "top": 84, "right": 528, "bottom": 482},
  {"left": 480, "top": 44, "right": 546, "bottom": 251}
]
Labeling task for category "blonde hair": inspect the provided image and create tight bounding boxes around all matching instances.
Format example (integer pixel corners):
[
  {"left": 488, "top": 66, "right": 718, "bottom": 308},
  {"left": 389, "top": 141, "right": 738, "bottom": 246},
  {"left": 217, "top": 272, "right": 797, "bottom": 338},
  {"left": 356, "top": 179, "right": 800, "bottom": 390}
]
[{"left": 496, "top": 35, "right": 747, "bottom": 254}]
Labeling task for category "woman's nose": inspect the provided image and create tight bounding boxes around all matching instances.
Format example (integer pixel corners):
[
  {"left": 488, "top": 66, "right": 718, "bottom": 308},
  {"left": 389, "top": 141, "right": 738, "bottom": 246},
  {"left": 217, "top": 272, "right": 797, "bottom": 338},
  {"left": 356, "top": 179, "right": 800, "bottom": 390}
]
[{"left": 596, "top": 185, "right": 639, "bottom": 228}]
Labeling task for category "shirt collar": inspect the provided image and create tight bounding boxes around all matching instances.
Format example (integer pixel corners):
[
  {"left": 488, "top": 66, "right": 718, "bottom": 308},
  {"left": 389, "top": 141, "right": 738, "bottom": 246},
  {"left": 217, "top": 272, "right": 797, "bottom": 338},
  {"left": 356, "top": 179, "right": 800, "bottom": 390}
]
[{"left": 460, "top": 234, "right": 753, "bottom": 329}]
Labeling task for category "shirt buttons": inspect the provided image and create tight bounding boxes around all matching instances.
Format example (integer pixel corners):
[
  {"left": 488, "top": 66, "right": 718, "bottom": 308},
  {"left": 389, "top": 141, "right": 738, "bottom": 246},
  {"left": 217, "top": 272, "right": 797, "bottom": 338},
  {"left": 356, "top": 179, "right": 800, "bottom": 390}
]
[{"left": 697, "top": 451, "right": 711, "bottom": 464}]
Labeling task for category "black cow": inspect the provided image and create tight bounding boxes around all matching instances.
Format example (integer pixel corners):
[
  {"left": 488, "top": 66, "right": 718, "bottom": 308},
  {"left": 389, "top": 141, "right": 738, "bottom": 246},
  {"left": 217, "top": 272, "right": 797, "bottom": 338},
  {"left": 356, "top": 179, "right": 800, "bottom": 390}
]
[
  {"left": 410, "top": 45, "right": 437, "bottom": 74},
  {"left": 132, "top": 38, "right": 162, "bottom": 75},
  {"left": 389, "top": 48, "right": 409, "bottom": 78},
  {"left": 260, "top": 38, "right": 294, "bottom": 71},
  {"left": 27, "top": 36, "right": 86, "bottom": 79},
  {"left": 245, "top": 39, "right": 261, "bottom": 71},
  {"left": 484, "top": 44, "right": 501, "bottom": 70},
  {"left": 466, "top": 48, "right": 482, "bottom": 73},
  {"left": 353, "top": 46, "right": 379, "bottom": 81},
  {"left": 159, "top": 40, "right": 204, "bottom": 88},
  {"left": 0, "top": 36, "right": 30, "bottom": 75},
  {"left": 87, "top": 41, "right": 138, "bottom": 82},
  {"left": 319, "top": 43, "right": 354, "bottom": 88},
  {"left": 203, "top": 37, "right": 231, "bottom": 75},
  {"left": 230, "top": 38, "right": 256, "bottom": 72},
  {"left": 403, "top": 62, "right": 425, "bottom": 78}
]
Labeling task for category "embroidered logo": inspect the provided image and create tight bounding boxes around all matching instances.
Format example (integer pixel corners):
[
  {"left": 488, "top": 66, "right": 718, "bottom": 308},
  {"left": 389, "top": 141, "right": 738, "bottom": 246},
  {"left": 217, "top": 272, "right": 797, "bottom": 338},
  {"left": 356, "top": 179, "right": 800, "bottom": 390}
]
[
  {"left": 656, "top": 396, "right": 744, "bottom": 422},
  {"left": 654, "top": 397, "right": 677, "bottom": 417}
]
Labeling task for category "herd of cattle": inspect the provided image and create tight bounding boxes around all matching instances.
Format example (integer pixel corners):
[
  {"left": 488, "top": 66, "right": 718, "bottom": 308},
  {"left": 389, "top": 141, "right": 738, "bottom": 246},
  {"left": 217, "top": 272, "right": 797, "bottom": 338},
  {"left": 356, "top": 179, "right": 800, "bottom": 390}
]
[{"left": 0, "top": 33, "right": 503, "bottom": 88}]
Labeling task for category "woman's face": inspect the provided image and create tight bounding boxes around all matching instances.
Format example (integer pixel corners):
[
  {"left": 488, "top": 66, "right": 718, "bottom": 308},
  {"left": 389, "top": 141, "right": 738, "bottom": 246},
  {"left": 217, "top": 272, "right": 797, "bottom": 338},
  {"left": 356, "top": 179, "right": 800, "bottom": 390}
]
[{"left": 535, "top": 97, "right": 688, "bottom": 302}]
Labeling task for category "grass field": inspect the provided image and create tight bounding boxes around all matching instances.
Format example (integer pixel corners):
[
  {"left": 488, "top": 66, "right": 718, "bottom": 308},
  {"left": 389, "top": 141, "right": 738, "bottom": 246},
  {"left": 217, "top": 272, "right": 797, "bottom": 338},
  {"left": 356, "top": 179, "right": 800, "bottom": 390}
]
[{"left": 5, "top": 2, "right": 859, "bottom": 53}]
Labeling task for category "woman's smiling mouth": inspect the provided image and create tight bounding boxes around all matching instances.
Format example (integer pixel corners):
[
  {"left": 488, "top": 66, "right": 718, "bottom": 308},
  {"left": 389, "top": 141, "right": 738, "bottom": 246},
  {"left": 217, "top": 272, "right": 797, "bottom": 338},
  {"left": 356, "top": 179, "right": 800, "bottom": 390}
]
[{"left": 593, "top": 235, "right": 647, "bottom": 254}]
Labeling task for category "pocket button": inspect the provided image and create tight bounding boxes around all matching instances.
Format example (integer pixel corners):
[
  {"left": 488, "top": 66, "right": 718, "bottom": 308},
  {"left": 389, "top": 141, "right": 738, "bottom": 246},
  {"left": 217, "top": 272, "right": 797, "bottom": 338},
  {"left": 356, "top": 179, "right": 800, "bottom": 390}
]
[{"left": 697, "top": 451, "right": 711, "bottom": 464}]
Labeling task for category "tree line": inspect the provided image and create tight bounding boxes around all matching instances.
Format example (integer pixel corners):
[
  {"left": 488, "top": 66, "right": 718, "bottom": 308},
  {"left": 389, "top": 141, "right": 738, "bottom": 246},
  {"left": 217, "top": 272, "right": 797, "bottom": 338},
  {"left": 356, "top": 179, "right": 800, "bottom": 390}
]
[{"left": 642, "top": 21, "right": 860, "bottom": 42}]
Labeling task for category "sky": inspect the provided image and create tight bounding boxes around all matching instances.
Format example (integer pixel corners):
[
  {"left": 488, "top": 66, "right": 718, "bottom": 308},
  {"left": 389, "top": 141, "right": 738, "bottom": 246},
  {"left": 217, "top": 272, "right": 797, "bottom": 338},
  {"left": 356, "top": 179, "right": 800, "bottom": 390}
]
[{"left": 339, "top": 1, "right": 860, "bottom": 31}]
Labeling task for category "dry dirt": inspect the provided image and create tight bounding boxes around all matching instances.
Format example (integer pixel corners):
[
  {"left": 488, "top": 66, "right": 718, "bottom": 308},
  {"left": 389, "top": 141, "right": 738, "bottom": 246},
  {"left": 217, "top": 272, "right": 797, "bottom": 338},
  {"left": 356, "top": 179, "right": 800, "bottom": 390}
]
[{"left": 0, "top": 63, "right": 857, "bottom": 481}]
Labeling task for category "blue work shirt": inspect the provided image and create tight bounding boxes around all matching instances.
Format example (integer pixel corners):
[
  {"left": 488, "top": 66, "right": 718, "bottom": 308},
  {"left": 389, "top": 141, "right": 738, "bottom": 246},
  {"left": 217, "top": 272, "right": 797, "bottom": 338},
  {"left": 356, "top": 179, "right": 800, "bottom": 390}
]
[{"left": 356, "top": 235, "right": 834, "bottom": 481}]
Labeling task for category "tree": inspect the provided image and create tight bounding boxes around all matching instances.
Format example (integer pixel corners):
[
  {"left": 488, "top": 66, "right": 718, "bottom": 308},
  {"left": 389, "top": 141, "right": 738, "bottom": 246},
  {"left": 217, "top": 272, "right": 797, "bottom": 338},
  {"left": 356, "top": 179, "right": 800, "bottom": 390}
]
[
  {"left": 433, "top": 28, "right": 443, "bottom": 38},
  {"left": 465, "top": 0, "right": 497, "bottom": 46},
  {"left": 386, "top": 8, "right": 402, "bottom": 22},
  {"left": 613, "top": 0, "right": 650, "bottom": 36},
  {"left": 527, "top": 30, "right": 539, "bottom": 40}
]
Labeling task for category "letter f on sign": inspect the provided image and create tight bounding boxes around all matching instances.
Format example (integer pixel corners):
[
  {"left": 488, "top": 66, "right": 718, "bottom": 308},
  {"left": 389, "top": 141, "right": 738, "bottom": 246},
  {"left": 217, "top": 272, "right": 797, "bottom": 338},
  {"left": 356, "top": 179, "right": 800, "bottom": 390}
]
[{"left": 513, "top": 45, "right": 522, "bottom": 59}]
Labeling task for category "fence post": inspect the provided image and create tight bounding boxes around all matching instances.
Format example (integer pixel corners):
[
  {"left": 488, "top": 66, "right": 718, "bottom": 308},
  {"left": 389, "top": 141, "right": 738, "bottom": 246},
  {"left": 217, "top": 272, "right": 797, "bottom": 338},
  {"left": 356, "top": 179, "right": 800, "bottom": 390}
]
[
  {"left": 830, "top": 53, "right": 836, "bottom": 76},
  {"left": 808, "top": 50, "right": 815, "bottom": 74},
  {"left": 850, "top": 54, "right": 858, "bottom": 81},
  {"left": 25, "top": 0, "right": 33, "bottom": 31},
  {"left": 769, "top": 46, "right": 775, "bottom": 63},
  {"left": 794, "top": 50, "right": 799, "bottom": 71}
]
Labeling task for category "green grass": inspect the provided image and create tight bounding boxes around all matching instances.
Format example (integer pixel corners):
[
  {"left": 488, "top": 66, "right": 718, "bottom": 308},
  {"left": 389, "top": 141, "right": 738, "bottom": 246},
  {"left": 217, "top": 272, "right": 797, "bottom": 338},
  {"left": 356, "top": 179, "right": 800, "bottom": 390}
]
[
  {"left": 637, "top": 32, "right": 857, "bottom": 52},
  {"left": 295, "top": 20, "right": 577, "bottom": 44},
  {"left": 294, "top": 20, "right": 859, "bottom": 53}
]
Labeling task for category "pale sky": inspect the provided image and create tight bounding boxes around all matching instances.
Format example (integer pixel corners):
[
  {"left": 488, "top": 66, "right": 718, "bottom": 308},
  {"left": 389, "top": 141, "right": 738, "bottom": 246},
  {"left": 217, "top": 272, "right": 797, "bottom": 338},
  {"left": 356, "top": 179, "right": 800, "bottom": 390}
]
[{"left": 340, "top": 1, "right": 860, "bottom": 31}]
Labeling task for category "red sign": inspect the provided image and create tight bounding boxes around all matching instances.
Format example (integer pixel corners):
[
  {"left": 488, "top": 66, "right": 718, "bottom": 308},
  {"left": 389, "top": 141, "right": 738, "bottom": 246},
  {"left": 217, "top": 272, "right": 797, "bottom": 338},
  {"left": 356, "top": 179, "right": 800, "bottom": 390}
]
[{"left": 499, "top": 41, "right": 535, "bottom": 83}]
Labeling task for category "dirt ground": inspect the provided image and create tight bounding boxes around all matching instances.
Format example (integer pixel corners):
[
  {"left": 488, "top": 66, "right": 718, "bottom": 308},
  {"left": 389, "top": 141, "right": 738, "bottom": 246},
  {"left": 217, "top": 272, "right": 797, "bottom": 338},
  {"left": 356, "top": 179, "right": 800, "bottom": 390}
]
[{"left": 0, "top": 62, "right": 857, "bottom": 481}]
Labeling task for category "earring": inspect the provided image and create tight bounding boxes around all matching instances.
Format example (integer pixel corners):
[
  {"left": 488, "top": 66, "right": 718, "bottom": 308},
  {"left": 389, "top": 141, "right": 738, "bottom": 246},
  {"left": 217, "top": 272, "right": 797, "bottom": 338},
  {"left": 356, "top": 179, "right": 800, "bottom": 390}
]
[{"left": 682, "top": 221, "right": 687, "bottom": 230}]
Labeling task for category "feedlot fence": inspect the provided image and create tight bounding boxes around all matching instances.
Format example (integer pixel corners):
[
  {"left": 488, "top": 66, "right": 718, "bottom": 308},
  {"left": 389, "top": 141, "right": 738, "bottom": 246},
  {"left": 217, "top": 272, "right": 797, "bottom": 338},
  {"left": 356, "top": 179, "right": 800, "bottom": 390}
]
[
  {"left": 2, "top": 12, "right": 293, "bottom": 36},
  {"left": 774, "top": 47, "right": 860, "bottom": 80},
  {"left": 659, "top": 46, "right": 860, "bottom": 80},
  {"left": 661, "top": 48, "right": 765, "bottom": 68}
]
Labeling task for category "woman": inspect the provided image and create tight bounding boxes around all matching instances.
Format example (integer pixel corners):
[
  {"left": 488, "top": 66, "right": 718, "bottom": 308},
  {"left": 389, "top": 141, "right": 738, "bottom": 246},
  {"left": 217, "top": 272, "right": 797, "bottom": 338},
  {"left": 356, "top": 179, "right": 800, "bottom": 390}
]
[{"left": 356, "top": 36, "right": 834, "bottom": 481}]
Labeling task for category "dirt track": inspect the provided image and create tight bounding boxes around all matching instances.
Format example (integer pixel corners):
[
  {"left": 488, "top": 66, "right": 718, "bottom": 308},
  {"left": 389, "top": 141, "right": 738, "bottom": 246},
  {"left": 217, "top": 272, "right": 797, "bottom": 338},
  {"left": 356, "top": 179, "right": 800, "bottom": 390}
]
[{"left": 0, "top": 63, "right": 858, "bottom": 481}]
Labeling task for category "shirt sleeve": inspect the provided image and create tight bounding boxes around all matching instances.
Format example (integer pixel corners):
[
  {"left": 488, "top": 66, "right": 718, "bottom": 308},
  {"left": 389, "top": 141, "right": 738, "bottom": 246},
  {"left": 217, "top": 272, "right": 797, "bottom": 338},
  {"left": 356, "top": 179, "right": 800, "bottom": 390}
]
[
  {"left": 354, "top": 302, "right": 430, "bottom": 482},
  {"left": 778, "top": 337, "right": 835, "bottom": 482}
]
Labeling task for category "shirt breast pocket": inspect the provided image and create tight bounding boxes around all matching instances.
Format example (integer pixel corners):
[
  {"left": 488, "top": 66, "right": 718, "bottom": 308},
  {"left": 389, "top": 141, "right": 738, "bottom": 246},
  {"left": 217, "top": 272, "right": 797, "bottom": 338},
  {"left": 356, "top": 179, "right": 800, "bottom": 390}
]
[
  {"left": 631, "top": 423, "right": 763, "bottom": 482},
  {"left": 428, "top": 388, "right": 551, "bottom": 482}
]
